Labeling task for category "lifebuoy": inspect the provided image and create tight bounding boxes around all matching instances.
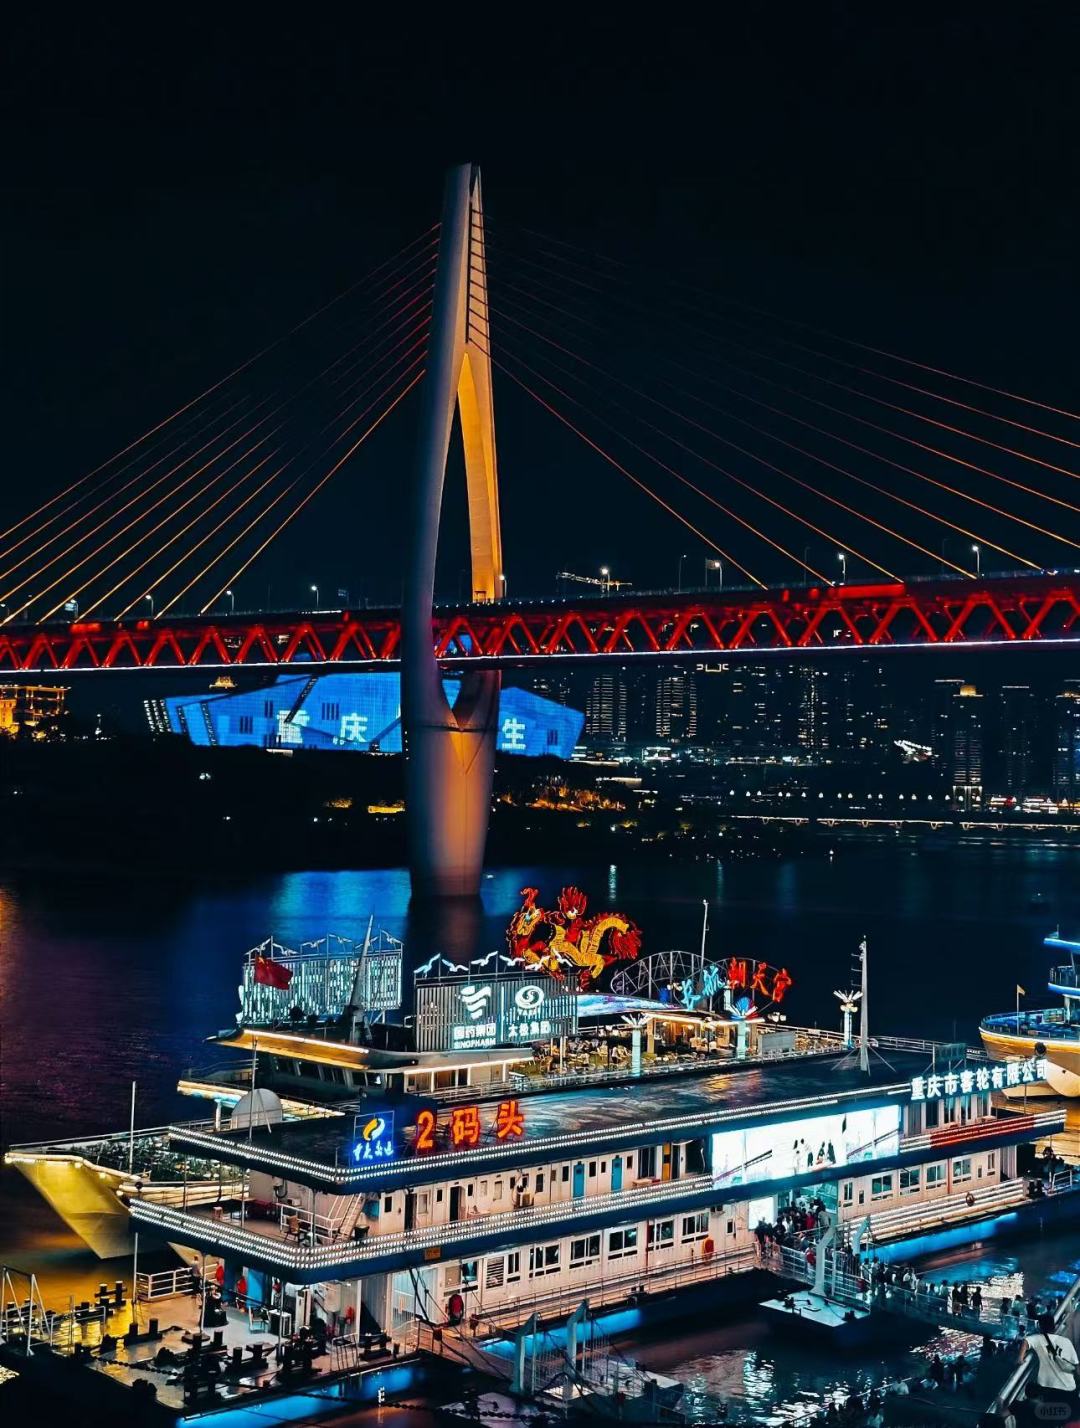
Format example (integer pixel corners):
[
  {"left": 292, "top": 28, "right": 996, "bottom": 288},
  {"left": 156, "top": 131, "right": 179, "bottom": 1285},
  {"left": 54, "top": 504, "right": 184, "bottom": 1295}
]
[{"left": 703, "top": 1237, "right": 715, "bottom": 1258}]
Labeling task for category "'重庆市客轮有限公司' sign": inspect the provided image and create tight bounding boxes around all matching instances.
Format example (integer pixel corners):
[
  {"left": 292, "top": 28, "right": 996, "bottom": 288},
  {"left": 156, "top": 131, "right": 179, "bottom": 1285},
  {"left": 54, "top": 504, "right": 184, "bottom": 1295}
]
[{"left": 910, "top": 1056, "right": 1047, "bottom": 1101}]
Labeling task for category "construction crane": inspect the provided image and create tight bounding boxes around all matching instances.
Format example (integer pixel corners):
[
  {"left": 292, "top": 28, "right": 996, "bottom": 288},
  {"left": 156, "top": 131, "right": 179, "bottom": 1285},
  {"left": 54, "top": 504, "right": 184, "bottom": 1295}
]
[{"left": 556, "top": 569, "right": 630, "bottom": 595}]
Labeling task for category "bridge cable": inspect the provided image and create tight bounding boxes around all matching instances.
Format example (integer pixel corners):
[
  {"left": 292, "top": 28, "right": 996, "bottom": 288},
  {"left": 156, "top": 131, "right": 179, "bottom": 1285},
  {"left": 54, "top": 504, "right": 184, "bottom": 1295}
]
[
  {"left": 482, "top": 257, "right": 1074, "bottom": 562},
  {"left": 485, "top": 293, "right": 1042, "bottom": 573},
  {"left": 484, "top": 241, "right": 1080, "bottom": 520},
  {"left": 489, "top": 217, "right": 1080, "bottom": 427},
  {"left": 480, "top": 320, "right": 885, "bottom": 582},
  {"left": 0, "top": 252, "right": 439, "bottom": 591},
  {"left": 0, "top": 224, "right": 440, "bottom": 548},
  {"left": 139, "top": 332, "right": 430, "bottom": 618},
  {"left": 7, "top": 290, "right": 435, "bottom": 618},
  {"left": 73, "top": 315, "right": 432, "bottom": 622}
]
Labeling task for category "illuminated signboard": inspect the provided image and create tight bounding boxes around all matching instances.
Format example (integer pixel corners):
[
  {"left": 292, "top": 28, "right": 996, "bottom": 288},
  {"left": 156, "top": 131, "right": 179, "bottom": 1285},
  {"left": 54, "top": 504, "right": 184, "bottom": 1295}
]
[
  {"left": 910, "top": 1057, "right": 1047, "bottom": 1101},
  {"left": 352, "top": 1111, "right": 395, "bottom": 1163},
  {"left": 414, "top": 977, "right": 579, "bottom": 1053},
  {"left": 413, "top": 1100, "right": 526, "bottom": 1154}
]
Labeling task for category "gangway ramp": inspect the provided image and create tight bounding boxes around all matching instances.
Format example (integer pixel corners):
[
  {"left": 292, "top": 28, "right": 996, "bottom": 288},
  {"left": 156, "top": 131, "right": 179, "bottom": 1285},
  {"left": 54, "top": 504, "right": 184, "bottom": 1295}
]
[{"left": 773, "top": 1245, "right": 1027, "bottom": 1340}]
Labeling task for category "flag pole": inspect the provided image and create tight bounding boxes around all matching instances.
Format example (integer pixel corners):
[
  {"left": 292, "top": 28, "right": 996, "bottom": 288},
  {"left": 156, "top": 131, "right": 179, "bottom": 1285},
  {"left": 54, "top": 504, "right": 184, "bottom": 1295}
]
[{"left": 858, "top": 937, "right": 869, "bottom": 1075}]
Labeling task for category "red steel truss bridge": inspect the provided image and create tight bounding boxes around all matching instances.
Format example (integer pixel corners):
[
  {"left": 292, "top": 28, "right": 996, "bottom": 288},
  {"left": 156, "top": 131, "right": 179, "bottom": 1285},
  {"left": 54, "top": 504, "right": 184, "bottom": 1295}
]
[{"left": 5, "top": 573, "right": 1080, "bottom": 673}]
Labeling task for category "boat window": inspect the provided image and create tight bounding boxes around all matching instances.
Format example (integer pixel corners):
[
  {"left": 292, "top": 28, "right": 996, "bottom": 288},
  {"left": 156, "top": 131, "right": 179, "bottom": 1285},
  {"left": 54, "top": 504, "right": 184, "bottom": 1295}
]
[
  {"left": 870, "top": 1174, "right": 893, "bottom": 1200},
  {"left": 927, "top": 1163, "right": 945, "bottom": 1187},
  {"left": 647, "top": 1219, "right": 674, "bottom": 1248},
  {"left": 681, "top": 1211, "right": 709, "bottom": 1242},
  {"left": 952, "top": 1157, "right": 973, "bottom": 1183},
  {"left": 528, "top": 1244, "right": 560, "bottom": 1277},
  {"left": 570, "top": 1234, "right": 601, "bottom": 1266},
  {"left": 607, "top": 1227, "right": 638, "bottom": 1260},
  {"left": 899, "top": 1168, "right": 920, "bottom": 1194}
]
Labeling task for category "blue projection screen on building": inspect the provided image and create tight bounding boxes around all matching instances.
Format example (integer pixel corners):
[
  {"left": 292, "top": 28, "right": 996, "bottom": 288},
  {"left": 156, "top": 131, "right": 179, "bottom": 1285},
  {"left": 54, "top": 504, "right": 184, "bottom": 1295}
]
[{"left": 157, "top": 672, "right": 583, "bottom": 759}]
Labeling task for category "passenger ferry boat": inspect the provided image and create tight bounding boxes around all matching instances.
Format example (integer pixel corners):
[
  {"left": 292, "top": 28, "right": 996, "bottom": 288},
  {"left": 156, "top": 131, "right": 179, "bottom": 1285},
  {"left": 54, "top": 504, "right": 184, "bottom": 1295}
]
[
  {"left": 980, "top": 934, "right": 1080, "bottom": 1098},
  {"left": 4, "top": 891, "right": 1076, "bottom": 1422}
]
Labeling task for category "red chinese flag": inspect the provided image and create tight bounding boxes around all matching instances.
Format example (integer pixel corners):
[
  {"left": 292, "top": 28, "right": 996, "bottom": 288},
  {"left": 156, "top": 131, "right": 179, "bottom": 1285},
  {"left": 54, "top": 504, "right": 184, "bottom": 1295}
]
[{"left": 254, "top": 954, "right": 293, "bottom": 990}]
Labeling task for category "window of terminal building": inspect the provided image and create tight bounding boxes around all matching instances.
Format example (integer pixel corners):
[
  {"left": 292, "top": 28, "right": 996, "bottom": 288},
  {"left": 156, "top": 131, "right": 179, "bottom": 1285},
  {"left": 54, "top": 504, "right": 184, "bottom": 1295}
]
[
  {"left": 647, "top": 1219, "right": 674, "bottom": 1249},
  {"left": 926, "top": 1163, "right": 945, "bottom": 1188},
  {"left": 899, "top": 1168, "right": 920, "bottom": 1195},
  {"left": 870, "top": 1174, "right": 893, "bottom": 1200},
  {"left": 607, "top": 1227, "right": 638, "bottom": 1260},
  {"left": 570, "top": 1235, "right": 601, "bottom": 1267}
]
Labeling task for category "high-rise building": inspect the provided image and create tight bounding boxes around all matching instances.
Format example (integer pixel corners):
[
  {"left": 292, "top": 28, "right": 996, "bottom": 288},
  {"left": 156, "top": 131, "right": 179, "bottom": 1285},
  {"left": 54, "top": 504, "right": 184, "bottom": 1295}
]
[
  {"left": 795, "top": 665, "right": 856, "bottom": 757},
  {"left": 584, "top": 671, "right": 628, "bottom": 742},
  {"left": 1052, "top": 686, "right": 1080, "bottom": 803},
  {"left": 725, "top": 665, "right": 772, "bottom": 748},
  {"left": 931, "top": 678, "right": 966, "bottom": 768},
  {"left": 654, "top": 670, "right": 698, "bottom": 741},
  {"left": 949, "top": 683, "right": 984, "bottom": 809},
  {"left": 998, "top": 684, "right": 1034, "bottom": 797}
]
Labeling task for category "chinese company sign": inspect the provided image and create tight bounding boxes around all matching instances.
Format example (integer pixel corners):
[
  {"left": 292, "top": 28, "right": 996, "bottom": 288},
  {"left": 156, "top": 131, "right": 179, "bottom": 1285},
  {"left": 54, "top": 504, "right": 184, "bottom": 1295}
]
[
  {"left": 414, "top": 976, "right": 579, "bottom": 1052},
  {"left": 413, "top": 1100, "right": 526, "bottom": 1153},
  {"left": 352, "top": 1111, "right": 395, "bottom": 1163},
  {"left": 910, "top": 1057, "right": 1048, "bottom": 1101}
]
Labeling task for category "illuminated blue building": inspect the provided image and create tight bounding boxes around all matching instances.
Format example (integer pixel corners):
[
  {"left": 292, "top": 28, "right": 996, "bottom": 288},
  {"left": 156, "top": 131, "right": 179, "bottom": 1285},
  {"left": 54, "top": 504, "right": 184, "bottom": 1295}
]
[{"left": 152, "top": 673, "right": 583, "bottom": 759}]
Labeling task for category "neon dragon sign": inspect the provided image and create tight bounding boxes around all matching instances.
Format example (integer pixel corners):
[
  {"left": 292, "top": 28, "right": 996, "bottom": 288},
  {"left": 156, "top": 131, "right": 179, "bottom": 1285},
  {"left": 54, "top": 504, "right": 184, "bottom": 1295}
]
[{"left": 507, "top": 886, "right": 642, "bottom": 989}]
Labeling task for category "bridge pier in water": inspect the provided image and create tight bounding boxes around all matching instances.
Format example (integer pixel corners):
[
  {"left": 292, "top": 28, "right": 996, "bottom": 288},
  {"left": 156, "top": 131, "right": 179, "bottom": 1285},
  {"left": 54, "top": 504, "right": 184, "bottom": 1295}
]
[{"left": 402, "top": 162, "right": 502, "bottom": 903}]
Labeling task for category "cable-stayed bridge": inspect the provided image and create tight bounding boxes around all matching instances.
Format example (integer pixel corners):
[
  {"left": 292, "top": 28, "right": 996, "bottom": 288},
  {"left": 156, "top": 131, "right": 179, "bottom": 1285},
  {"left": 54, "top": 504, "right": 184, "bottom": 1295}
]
[{"left": 7, "top": 163, "right": 1080, "bottom": 891}]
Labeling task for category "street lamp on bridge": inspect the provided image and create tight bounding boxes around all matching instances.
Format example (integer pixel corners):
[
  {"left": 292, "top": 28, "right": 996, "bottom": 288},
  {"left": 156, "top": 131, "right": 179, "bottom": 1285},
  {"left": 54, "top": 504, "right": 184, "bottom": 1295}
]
[
  {"left": 971, "top": 544, "right": 981, "bottom": 578},
  {"left": 226, "top": 589, "right": 235, "bottom": 614},
  {"left": 705, "top": 558, "right": 723, "bottom": 591},
  {"left": 600, "top": 566, "right": 611, "bottom": 594},
  {"left": 310, "top": 583, "right": 319, "bottom": 609},
  {"left": 677, "top": 553, "right": 688, "bottom": 593},
  {"left": 837, "top": 550, "right": 848, "bottom": 584},
  {"left": 145, "top": 594, "right": 154, "bottom": 616}
]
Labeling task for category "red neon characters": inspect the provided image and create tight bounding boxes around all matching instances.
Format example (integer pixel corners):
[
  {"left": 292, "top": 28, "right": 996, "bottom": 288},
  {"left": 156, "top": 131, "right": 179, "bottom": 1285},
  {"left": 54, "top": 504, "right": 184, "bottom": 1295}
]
[{"left": 494, "top": 1099, "right": 525, "bottom": 1140}]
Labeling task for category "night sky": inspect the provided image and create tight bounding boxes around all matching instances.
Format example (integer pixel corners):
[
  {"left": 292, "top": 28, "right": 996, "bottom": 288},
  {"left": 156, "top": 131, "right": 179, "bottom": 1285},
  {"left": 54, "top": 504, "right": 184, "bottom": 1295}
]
[{"left": 5, "top": 13, "right": 1080, "bottom": 618}]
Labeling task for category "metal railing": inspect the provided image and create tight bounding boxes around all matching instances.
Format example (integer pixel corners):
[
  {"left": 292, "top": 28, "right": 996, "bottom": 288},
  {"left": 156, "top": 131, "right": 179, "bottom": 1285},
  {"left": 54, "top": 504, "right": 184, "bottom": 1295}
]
[
  {"left": 985, "top": 1266, "right": 1080, "bottom": 1419},
  {"left": 779, "top": 1249, "right": 1027, "bottom": 1338},
  {"left": 135, "top": 1267, "right": 198, "bottom": 1301}
]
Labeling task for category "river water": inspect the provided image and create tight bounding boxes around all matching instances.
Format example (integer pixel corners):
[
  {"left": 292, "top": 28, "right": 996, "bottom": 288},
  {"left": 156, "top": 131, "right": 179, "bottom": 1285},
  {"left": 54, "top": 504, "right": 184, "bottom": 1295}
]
[{"left": 1, "top": 841, "right": 1079, "bottom": 1422}]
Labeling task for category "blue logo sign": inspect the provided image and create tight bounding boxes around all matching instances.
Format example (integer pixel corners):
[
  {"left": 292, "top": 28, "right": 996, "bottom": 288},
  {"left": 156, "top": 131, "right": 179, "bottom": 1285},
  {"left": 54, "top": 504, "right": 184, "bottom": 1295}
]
[{"left": 352, "top": 1111, "right": 395, "bottom": 1163}]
